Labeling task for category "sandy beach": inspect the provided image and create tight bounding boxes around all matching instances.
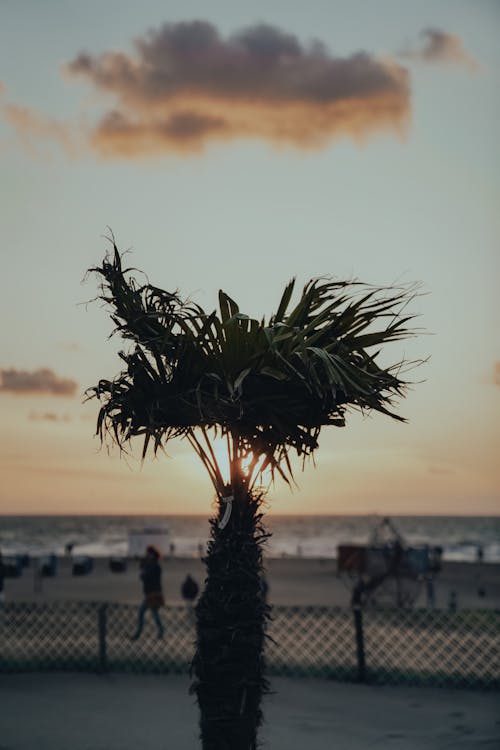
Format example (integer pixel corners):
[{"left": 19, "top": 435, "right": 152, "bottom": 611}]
[
  {"left": 4, "top": 555, "right": 500, "bottom": 610},
  {"left": 0, "top": 672, "right": 498, "bottom": 750}
]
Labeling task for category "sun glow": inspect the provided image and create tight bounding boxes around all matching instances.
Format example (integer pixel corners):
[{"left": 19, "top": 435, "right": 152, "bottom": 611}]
[{"left": 194, "top": 435, "right": 270, "bottom": 489}]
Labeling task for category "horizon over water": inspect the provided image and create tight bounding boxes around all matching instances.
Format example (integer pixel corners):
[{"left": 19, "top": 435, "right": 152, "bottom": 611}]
[
  {"left": 2, "top": 511, "right": 499, "bottom": 519},
  {"left": 1, "top": 514, "right": 499, "bottom": 563}
]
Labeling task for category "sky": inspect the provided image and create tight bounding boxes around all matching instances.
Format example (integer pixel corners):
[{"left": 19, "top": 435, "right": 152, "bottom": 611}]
[{"left": 0, "top": 0, "right": 498, "bottom": 516}]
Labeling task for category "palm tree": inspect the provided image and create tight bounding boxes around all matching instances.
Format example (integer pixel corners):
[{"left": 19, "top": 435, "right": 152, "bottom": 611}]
[{"left": 86, "top": 241, "right": 420, "bottom": 750}]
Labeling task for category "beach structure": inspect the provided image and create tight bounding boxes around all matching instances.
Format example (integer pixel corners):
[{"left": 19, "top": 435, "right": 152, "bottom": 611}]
[
  {"left": 338, "top": 518, "right": 442, "bottom": 608},
  {"left": 72, "top": 555, "right": 94, "bottom": 576},
  {"left": 38, "top": 554, "right": 57, "bottom": 578},
  {"left": 109, "top": 556, "right": 127, "bottom": 573},
  {"left": 127, "top": 525, "right": 170, "bottom": 559},
  {"left": 1, "top": 556, "right": 24, "bottom": 578}
]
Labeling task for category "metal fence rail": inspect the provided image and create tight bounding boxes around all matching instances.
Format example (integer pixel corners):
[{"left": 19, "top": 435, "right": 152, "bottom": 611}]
[{"left": 1, "top": 602, "right": 498, "bottom": 690}]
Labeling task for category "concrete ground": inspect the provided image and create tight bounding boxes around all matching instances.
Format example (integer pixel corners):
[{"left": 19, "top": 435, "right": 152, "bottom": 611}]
[{"left": 0, "top": 673, "right": 498, "bottom": 750}]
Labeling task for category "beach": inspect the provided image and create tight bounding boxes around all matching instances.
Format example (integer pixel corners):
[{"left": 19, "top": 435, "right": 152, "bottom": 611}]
[
  {"left": 0, "top": 673, "right": 498, "bottom": 750},
  {"left": 4, "top": 555, "right": 500, "bottom": 610}
]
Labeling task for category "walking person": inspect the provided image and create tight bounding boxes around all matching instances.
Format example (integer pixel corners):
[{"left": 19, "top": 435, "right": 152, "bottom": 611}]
[{"left": 130, "top": 545, "right": 165, "bottom": 640}]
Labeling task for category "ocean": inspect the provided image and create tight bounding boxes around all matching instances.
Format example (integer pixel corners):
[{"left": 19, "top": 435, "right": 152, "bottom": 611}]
[{"left": 0, "top": 514, "right": 499, "bottom": 563}]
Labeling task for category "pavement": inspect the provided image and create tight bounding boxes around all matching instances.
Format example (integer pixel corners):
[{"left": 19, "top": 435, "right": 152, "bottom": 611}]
[{"left": 0, "top": 673, "right": 499, "bottom": 749}]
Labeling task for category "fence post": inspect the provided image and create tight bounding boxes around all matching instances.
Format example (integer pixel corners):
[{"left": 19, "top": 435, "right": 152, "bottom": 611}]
[
  {"left": 352, "top": 605, "right": 366, "bottom": 682},
  {"left": 98, "top": 604, "right": 108, "bottom": 673}
]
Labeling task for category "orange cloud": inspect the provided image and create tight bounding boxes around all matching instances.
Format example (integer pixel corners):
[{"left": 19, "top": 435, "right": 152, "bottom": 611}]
[
  {"left": 0, "top": 368, "right": 78, "bottom": 396},
  {"left": 400, "top": 28, "right": 481, "bottom": 72},
  {"left": 28, "top": 411, "right": 71, "bottom": 422},
  {"left": 1, "top": 102, "right": 76, "bottom": 156},
  {"left": 63, "top": 20, "right": 410, "bottom": 156}
]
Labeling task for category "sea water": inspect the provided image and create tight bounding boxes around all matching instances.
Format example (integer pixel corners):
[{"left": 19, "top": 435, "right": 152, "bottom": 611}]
[{"left": 0, "top": 514, "right": 499, "bottom": 563}]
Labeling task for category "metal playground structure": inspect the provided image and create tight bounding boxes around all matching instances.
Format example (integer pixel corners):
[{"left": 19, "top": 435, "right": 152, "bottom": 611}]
[{"left": 337, "top": 518, "right": 443, "bottom": 608}]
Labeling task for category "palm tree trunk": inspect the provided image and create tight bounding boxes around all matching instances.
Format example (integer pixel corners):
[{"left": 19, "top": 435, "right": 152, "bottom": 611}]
[{"left": 192, "top": 488, "right": 270, "bottom": 750}]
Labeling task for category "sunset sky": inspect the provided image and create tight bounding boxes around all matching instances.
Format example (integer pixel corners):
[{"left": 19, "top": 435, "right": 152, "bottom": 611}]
[{"left": 1, "top": 1, "right": 498, "bottom": 516}]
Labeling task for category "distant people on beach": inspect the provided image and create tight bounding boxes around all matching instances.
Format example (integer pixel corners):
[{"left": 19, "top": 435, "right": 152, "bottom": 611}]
[
  {"left": 130, "top": 545, "right": 165, "bottom": 641},
  {"left": 181, "top": 574, "right": 199, "bottom": 605},
  {"left": 425, "top": 575, "right": 435, "bottom": 609},
  {"left": 476, "top": 544, "right": 486, "bottom": 597},
  {"left": 0, "top": 550, "right": 5, "bottom": 603}
]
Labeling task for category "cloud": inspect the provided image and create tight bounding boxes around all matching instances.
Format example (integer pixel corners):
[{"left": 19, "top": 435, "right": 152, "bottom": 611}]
[
  {"left": 60, "top": 20, "right": 410, "bottom": 156},
  {"left": 400, "top": 28, "right": 481, "bottom": 72},
  {"left": 493, "top": 361, "right": 500, "bottom": 386},
  {"left": 1, "top": 101, "right": 77, "bottom": 156},
  {"left": 28, "top": 411, "right": 71, "bottom": 423},
  {"left": 0, "top": 368, "right": 78, "bottom": 396}
]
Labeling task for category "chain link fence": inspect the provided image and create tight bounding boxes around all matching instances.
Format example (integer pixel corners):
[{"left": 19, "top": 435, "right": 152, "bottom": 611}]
[{"left": 0, "top": 602, "right": 498, "bottom": 690}]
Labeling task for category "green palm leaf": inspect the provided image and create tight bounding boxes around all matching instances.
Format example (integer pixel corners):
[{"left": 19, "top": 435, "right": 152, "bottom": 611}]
[{"left": 86, "top": 241, "right": 422, "bottom": 490}]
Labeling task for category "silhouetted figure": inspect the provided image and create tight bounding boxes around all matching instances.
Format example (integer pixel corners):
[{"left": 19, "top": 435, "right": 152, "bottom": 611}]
[
  {"left": 476, "top": 544, "right": 486, "bottom": 597},
  {"left": 130, "top": 545, "right": 165, "bottom": 640},
  {"left": 181, "top": 574, "right": 199, "bottom": 604},
  {"left": 0, "top": 550, "right": 5, "bottom": 603},
  {"left": 65, "top": 542, "right": 74, "bottom": 556},
  {"left": 448, "top": 589, "right": 458, "bottom": 613}
]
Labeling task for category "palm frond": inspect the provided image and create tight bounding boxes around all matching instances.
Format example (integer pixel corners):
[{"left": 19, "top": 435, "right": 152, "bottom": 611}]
[{"left": 86, "top": 241, "right": 423, "bottom": 486}]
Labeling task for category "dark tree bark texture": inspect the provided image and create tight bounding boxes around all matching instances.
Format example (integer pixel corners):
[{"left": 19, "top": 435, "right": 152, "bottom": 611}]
[{"left": 191, "top": 490, "right": 270, "bottom": 750}]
